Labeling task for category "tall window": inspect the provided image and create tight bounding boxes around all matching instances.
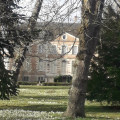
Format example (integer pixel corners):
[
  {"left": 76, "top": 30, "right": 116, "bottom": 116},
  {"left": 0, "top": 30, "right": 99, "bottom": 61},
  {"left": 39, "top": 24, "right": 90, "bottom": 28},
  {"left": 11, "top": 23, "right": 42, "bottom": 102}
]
[
  {"left": 51, "top": 45, "right": 57, "bottom": 54},
  {"left": 24, "top": 58, "right": 30, "bottom": 71},
  {"left": 61, "top": 45, "right": 67, "bottom": 54},
  {"left": 39, "top": 45, "right": 44, "bottom": 53},
  {"left": 28, "top": 47, "right": 31, "bottom": 53},
  {"left": 38, "top": 59, "right": 44, "bottom": 71},
  {"left": 72, "top": 61, "right": 75, "bottom": 74},
  {"left": 72, "top": 46, "right": 78, "bottom": 55},
  {"left": 50, "top": 61, "right": 56, "bottom": 73},
  {"left": 62, "top": 60, "right": 66, "bottom": 74}
]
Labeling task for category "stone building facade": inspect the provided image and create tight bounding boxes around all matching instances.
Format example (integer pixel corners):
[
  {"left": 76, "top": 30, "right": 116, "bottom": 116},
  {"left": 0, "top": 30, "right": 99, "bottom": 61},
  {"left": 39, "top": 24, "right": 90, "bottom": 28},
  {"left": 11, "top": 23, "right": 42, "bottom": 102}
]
[{"left": 18, "top": 32, "right": 79, "bottom": 83}]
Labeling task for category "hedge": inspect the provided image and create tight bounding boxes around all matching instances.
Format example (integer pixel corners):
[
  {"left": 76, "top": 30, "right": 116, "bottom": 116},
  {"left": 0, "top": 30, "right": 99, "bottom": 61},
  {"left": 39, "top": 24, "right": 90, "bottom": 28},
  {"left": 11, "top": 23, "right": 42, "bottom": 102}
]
[
  {"left": 18, "top": 81, "right": 37, "bottom": 85},
  {"left": 42, "top": 82, "right": 71, "bottom": 86}
]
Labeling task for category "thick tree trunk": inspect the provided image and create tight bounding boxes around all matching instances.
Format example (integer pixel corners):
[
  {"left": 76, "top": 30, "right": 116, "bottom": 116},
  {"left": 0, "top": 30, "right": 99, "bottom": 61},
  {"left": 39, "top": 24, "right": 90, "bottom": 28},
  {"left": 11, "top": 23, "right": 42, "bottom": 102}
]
[
  {"left": 13, "top": 0, "right": 43, "bottom": 83},
  {"left": 64, "top": 0, "right": 105, "bottom": 118}
]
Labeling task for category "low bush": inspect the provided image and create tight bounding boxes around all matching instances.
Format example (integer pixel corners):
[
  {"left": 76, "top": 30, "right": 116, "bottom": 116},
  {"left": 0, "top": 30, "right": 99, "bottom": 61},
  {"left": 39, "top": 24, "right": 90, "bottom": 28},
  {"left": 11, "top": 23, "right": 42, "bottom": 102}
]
[
  {"left": 54, "top": 75, "right": 72, "bottom": 83},
  {"left": 18, "top": 81, "right": 37, "bottom": 85},
  {"left": 42, "top": 82, "right": 71, "bottom": 86}
]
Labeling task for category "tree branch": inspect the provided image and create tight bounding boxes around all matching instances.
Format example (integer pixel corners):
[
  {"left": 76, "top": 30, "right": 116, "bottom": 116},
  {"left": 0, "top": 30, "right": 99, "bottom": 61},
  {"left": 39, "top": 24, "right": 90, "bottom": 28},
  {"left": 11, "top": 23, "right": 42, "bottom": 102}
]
[{"left": 114, "top": 0, "right": 120, "bottom": 9}]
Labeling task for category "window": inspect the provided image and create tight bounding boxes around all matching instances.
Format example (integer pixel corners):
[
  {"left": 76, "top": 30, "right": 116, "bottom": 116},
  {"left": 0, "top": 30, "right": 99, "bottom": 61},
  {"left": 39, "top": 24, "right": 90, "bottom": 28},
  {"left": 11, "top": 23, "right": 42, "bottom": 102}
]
[
  {"left": 51, "top": 45, "right": 57, "bottom": 54},
  {"left": 39, "top": 45, "right": 44, "bottom": 53},
  {"left": 28, "top": 47, "right": 31, "bottom": 53},
  {"left": 72, "top": 61, "right": 75, "bottom": 74},
  {"left": 24, "top": 58, "right": 30, "bottom": 71},
  {"left": 72, "top": 46, "right": 78, "bottom": 55},
  {"left": 38, "top": 59, "right": 44, "bottom": 71},
  {"left": 23, "top": 76, "right": 29, "bottom": 81},
  {"left": 38, "top": 77, "right": 45, "bottom": 83},
  {"left": 50, "top": 61, "right": 56, "bottom": 73},
  {"left": 62, "top": 60, "right": 66, "bottom": 74},
  {"left": 61, "top": 45, "right": 67, "bottom": 54},
  {"left": 62, "top": 34, "right": 66, "bottom": 40}
]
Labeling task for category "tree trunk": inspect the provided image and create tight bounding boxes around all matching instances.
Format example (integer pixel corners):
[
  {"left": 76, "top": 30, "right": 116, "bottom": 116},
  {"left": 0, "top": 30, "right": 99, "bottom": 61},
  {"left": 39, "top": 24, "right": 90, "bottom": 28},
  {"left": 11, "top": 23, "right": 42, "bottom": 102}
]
[
  {"left": 64, "top": 0, "right": 105, "bottom": 118},
  {"left": 13, "top": 0, "right": 43, "bottom": 83}
]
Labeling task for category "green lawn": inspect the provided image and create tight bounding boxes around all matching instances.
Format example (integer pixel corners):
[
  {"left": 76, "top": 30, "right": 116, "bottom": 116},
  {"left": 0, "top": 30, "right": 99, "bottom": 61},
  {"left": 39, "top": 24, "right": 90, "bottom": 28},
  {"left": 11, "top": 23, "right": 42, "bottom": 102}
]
[{"left": 0, "top": 85, "right": 120, "bottom": 120}]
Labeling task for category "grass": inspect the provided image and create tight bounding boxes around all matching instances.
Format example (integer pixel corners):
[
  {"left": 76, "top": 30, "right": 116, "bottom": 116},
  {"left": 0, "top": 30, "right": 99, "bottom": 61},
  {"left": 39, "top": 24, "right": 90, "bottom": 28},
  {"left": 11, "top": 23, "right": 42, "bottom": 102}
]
[{"left": 0, "top": 85, "right": 120, "bottom": 120}]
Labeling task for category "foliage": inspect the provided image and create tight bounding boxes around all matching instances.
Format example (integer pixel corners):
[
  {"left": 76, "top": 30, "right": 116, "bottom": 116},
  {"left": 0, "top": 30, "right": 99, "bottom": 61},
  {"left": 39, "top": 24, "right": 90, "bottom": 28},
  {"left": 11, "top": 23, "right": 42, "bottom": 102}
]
[
  {"left": 0, "top": 56, "right": 18, "bottom": 99},
  {"left": 0, "top": 0, "right": 21, "bottom": 58},
  {"left": 0, "top": 0, "right": 21, "bottom": 99},
  {"left": 87, "top": 6, "right": 120, "bottom": 105}
]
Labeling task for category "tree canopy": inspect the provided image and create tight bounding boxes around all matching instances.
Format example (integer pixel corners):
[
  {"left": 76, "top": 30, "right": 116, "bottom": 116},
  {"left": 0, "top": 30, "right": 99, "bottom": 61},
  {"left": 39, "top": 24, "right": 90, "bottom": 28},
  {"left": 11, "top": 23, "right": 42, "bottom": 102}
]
[
  {"left": 0, "top": 0, "right": 21, "bottom": 99},
  {"left": 87, "top": 6, "right": 120, "bottom": 105}
]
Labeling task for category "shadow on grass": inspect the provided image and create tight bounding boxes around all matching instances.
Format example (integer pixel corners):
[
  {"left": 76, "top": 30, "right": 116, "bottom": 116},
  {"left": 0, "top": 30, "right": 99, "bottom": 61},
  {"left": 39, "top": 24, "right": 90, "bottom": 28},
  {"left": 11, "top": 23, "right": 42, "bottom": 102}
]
[
  {"left": 75, "top": 116, "right": 112, "bottom": 120},
  {"left": 1, "top": 103, "right": 120, "bottom": 113},
  {"left": 20, "top": 85, "right": 70, "bottom": 90},
  {"left": 0, "top": 105, "right": 114, "bottom": 120},
  {"left": 86, "top": 106, "right": 120, "bottom": 113},
  {"left": 20, "top": 95, "right": 68, "bottom": 101},
  {"left": 0, "top": 104, "right": 67, "bottom": 112},
  {"left": 0, "top": 104, "right": 120, "bottom": 120}
]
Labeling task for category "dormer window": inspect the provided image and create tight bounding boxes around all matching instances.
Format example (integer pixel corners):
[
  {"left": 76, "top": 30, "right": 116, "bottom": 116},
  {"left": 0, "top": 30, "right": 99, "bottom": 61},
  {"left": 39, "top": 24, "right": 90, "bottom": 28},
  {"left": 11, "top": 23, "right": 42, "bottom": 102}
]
[{"left": 62, "top": 34, "right": 66, "bottom": 40}]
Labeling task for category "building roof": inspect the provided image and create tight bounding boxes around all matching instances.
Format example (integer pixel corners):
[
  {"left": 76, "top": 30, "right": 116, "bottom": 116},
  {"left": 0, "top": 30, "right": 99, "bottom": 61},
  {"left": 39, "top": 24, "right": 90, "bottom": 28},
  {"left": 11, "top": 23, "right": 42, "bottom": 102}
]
[{"left": 20, "top": 22, "right": 80, "bottom": 38}]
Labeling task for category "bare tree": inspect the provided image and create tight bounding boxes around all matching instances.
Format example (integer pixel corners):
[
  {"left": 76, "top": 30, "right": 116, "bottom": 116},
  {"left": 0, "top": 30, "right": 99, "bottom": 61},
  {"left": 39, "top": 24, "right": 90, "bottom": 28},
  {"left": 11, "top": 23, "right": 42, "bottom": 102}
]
[
  {"left": 13, "top": 0, "right": 43, "bottom": 83},
  {"left": 64, "top": 0, "right": 105, "bottom": 117},
  {"left": 114, "top": 0, "right": 120, "bottom": 9}
]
